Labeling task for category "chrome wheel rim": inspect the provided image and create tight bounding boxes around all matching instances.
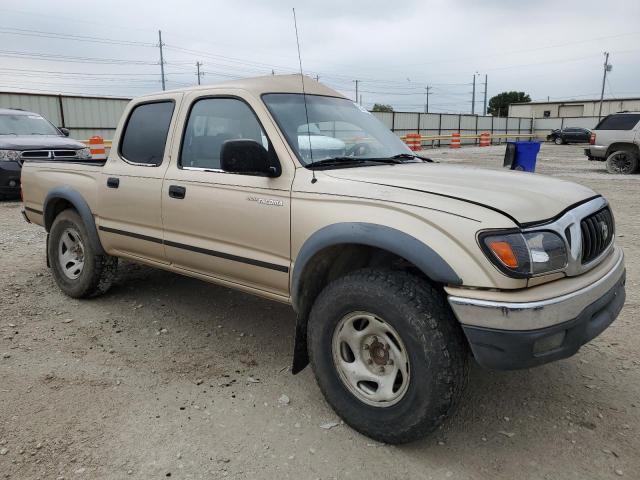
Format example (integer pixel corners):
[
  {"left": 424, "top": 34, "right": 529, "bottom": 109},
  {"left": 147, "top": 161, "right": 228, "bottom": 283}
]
[
  {"left": 554, "top": 137, "right": 562, "bottom": 145},
  {"left": 58, "top": 227, "right": 85, "bottom": 280},
  {"left": 610, "top": 152, "right": 633, "bottom": 174},
  {"left": 331, "top": 311, "right": 410, "bottom": 407}
]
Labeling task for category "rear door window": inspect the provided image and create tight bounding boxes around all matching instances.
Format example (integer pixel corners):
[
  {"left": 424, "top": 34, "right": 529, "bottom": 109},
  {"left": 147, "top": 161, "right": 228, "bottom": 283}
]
[
  {"left": 594, "top": 114, "right": 640, "bottom": 131},
  {"left": 120, "top": 101, "right": 175, "bottom": 166}
]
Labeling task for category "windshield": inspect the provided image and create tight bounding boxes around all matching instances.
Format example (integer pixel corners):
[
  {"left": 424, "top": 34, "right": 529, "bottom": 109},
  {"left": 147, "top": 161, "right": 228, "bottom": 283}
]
[
  {"left": 262, "top": 94, "right": 413, "bottom": 166},
  {"left": 0, "top": 113, "right": 61, "bottom": 136}
]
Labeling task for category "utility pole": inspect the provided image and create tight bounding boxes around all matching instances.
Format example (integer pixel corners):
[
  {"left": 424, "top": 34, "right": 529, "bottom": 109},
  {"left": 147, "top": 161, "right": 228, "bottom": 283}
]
[
  {"left": 158, "top": 30, "right": 166, "bottom": 91},
  {"left": 196, "top": 61, "right": 203, "bottom": 85},
  {"left": 598, "top": 52, "right": 611, "bottom": 119},
  {"left": 482, "top": 74, "right": 488, "bottom": 116},
  {"left": 354, "top": 80, "right": 359, "bottom": 103},
  {"left": 471, "top": 73, "right": 477, "bottom": 115},
  {"left": 424, "top": 85, "right": 432, "bottom": 113},
  {"left": 314, "top": 74, "right": 320, "bottom": 81}
]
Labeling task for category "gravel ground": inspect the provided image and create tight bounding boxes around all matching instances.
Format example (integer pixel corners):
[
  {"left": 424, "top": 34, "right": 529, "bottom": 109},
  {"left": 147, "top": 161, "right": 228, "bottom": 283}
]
[{"left": 0, "top": 143, "right": 638, "bottom": 479}]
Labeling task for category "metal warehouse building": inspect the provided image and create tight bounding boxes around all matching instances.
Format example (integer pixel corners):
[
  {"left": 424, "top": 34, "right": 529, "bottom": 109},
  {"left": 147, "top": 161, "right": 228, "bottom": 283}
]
[
  {"left": 0, "top": 91, "right": 130, "bottom": 140},
  {"left": 509, "top": 97, "right": 640, "bottom": 118}
]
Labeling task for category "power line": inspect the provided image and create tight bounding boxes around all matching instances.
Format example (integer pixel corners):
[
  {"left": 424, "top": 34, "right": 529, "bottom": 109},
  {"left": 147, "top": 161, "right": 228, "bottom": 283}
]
[{"left": 0, "top": 27, "right": 154, "bottom": 47}]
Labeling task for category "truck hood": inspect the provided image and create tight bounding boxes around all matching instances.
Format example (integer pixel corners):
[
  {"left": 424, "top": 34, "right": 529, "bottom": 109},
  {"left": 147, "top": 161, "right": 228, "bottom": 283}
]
[
  {"left": 0, "top": 135, "right": 86, "bottom": 150},
  {"left": 324, "top": 163, "right": 597, "bottom": 225}
]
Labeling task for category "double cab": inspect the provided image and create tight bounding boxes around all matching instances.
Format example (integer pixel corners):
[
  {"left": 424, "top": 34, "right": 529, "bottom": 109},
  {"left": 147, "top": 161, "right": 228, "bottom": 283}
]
[{"left": 21, "top": 75, "right": 625, "bottom": 443}]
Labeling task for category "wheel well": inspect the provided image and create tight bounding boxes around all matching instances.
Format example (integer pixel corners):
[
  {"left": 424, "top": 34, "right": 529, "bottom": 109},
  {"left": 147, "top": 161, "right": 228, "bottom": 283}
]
[
  {"left": 295, "top": 243, "right": 434, "bottom": 319},
  {"left": 606, "top": 143, "right": 639, "bottom": 158},
  {"left": 44, "top": 198, "right": 75, "bottom": 231}
]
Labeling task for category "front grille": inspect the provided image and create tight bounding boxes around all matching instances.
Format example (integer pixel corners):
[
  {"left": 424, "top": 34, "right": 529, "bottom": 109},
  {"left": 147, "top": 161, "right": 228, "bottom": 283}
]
[
  {"left": 53, "top": 150, "right": 77, "bottom": 158},
  {"left": 20, "top": 150, "right": 50, "bottom": 158},
  {"left": 581, "top": 207, "right": 614, "bottom": 264}
]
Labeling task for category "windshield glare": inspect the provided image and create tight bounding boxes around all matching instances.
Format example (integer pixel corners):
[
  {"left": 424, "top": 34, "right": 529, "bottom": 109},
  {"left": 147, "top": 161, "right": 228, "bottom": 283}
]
[
  {"left": 262, "top": 94, "right": 413, "bottom": 165},
  {"left": 0, "top": 114, "right": 61, "bottom": 136}
]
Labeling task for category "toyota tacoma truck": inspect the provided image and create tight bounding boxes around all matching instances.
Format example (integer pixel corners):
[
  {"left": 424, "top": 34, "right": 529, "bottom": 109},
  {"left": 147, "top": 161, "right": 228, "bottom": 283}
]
[{"left": 20, "top": 75, "right": 626, "bottom": 444}]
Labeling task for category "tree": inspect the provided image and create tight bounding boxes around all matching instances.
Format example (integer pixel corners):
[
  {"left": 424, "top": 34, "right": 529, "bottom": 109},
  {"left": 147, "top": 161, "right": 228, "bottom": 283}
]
[
  {"left": 488, "top": 91, "right": 531, "bottom": 117},
  {"left": 372, "top": 103, "right": 394, "bottom": 113}
]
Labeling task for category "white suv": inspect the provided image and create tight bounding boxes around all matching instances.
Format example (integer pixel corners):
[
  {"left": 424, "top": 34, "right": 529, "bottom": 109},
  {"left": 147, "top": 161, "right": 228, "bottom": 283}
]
[{"left": 585, "top": 112, "right": 640, "bottom": 174}]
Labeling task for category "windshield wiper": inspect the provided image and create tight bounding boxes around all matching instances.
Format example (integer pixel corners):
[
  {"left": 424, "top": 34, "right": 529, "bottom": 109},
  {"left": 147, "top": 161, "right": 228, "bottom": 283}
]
[
  {"left": 387, "top": 153, "right": 434, "bottom": 162},
  {"left": 307, "top": 157, "right": 403, "bottom": 169}
]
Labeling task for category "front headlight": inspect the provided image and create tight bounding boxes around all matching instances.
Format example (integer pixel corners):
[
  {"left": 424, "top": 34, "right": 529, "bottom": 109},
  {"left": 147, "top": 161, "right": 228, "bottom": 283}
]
[
  {"left": 0, "top": 150, "right": 21, "bottom": 162},
  {"left": 77, "top": 147, "right": 92, "bottom": 159},
  {"left": 480, "top": 230, "right": 567, "bottom": 277}
]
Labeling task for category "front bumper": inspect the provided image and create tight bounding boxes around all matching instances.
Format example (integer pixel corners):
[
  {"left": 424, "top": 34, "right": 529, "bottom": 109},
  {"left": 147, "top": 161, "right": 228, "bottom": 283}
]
[
  {"left": 0, "top": 160, "right": 22, "bottom": 196},
  {"left": 448, "top": 251, "right": 626, "bottom": 370}
]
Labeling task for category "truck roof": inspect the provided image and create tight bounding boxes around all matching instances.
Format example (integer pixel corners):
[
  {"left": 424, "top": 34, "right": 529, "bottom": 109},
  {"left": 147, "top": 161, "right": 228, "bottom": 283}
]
[
  {"left": 137, "top": 74, "right": 345, "bottom": 100},
  {"left": 0, "top": 107, "right": 39, "bottom": 116}
]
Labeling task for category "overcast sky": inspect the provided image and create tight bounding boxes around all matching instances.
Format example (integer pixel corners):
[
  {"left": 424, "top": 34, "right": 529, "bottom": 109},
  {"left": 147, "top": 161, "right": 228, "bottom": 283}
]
[{"left": 1, "top": 0, "right": 639, "bottom": 113}]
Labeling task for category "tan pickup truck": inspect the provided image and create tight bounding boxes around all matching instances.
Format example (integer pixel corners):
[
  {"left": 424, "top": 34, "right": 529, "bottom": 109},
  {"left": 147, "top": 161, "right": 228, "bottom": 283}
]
[{"left": 21, "top": 75, "right": 626, "bottom": 444}]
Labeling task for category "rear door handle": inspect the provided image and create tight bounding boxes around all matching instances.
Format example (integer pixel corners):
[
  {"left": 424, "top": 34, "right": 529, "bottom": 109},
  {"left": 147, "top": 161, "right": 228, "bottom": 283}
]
[
  {"left": 168, "top": 185, "right": 186, "bottom": 199},
  {"left": 106, "top": 177, "right": 119, "bottom": 188}
]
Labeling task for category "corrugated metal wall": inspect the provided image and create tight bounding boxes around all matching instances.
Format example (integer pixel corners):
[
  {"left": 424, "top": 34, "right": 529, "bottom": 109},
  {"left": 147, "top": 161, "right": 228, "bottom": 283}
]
[{"left": 0, "top": 91, "right": 130, "bottom": 140}]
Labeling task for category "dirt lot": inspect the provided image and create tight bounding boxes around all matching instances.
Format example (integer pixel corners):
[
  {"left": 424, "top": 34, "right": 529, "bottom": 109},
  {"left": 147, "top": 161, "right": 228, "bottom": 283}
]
[{"left": 1, "top": 143, "right": 638, "bottom": 479}]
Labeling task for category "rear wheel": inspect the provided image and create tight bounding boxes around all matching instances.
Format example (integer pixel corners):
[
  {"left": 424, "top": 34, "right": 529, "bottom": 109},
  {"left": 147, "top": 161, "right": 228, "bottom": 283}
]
[
  {"left": 307, "top": 269, "right": 468, "bottom": 444},
  {"left": 48, "top": 209, "right": 117, "bottom": 298},
  {"left": 606, "top": 150, "right": 639, "bottom": 174}
]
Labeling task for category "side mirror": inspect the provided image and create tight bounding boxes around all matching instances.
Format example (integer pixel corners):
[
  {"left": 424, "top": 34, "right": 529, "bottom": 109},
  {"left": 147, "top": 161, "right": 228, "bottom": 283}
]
[
  {"left": 220, "top": 139, "right": 280, "bottom": 177},
  {"left": 58, "top": 127, "right": 70, "bottom": 137}
]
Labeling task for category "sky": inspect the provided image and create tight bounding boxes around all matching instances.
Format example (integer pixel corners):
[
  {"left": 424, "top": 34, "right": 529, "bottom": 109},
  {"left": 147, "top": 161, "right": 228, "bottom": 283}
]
[{"left": 0, "top": 0, "right": 639, "bottom": 113}]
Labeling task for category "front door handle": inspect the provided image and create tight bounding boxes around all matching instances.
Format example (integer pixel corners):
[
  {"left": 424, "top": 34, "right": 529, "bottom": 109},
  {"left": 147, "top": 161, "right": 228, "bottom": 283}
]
[
  {"left": 168, "top": 185, "right": 186, "bottom": 199},
  {"left": 106, "top": 177, "right": 119, "bottom": 188}
]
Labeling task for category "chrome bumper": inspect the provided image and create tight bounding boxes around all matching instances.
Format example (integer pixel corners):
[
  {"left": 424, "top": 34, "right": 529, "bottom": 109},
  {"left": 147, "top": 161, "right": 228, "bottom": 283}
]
[{"left": 448, "top": 250, "right": 625, "bottom": 331}]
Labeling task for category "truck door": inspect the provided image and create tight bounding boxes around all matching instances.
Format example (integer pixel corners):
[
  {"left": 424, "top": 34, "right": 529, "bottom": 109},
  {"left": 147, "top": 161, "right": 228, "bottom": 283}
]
[
  {"left": 161, "top": 93, "right": 293, "bottom": 297},
  {"left": 97, "top": 94, "right": 182, "bottom": 263}
]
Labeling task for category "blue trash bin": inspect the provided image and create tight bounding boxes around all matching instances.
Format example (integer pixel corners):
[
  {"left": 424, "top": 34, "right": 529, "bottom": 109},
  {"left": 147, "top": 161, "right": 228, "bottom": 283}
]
[{"left": 505, "top": 141, "right": 541, "bottom": 172}]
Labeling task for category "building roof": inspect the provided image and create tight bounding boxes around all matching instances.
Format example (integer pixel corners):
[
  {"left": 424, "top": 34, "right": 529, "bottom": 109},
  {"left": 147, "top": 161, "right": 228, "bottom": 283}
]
[{"left": 511, "top": 97, "right": 640, "bottom": 105}]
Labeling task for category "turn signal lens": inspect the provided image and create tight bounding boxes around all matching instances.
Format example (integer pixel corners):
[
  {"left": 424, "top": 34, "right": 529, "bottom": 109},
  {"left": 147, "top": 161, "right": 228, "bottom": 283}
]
[{"left": 488, "top": 241, "right": 519, "bottom": 268}]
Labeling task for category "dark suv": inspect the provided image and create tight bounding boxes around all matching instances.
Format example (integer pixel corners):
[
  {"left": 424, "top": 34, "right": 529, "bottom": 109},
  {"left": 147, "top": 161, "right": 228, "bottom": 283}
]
[
  {"left": 0, "top": 108, "right": 91, "bottom": 199},
  {"left": 547, "top": 127, "right": 592, "bottom": 145}
]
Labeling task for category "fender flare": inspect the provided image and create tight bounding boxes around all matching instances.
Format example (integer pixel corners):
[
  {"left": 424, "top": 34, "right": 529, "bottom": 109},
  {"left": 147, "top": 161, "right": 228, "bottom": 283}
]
[
  {"left": 291, "top": 222, "right": 462, "bottom": 312},
  {"left": 289, "top": 222, "right": 462, "bottom": 374},
  {"left": 43, "top": 186, "right": 105, "bottom": 255}
]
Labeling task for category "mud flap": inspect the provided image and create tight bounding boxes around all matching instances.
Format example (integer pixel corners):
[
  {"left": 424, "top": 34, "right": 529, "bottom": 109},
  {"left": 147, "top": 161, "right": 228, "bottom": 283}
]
[
  {"left": 45, "top": 233, "right": 50, "bottom": 268},
  {"left": 291, "top": 313, "right": 309, "bottom": 374}
]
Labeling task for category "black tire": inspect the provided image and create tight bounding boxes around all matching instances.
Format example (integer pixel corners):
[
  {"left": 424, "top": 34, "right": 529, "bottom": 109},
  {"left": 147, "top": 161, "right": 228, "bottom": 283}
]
[
  {"left": 554, "top": 136, "right": 564, "bottom": 145},
  {"left": 606, "top": 150, "right": 639, "bottom": 175},
  {"left": 307, "top": 269, "right": 468, "bottom": 444},
  {"left": 48, "top": 209, "right": 117, "bottom": 298}
]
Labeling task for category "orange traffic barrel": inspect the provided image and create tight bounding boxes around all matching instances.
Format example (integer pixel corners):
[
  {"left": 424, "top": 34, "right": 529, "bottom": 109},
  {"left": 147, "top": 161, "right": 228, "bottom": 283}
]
[
  {"left": 89, "top": 136, "right": 106, "bottom": 160},
  {"left": 450, "top": 132, "right": 461, "bottom": 149},
  {"left": 404, "top": 133, "right": 422, "bottom": 151},
  {"left": 479, "top": 132, "right": 491, "bottom": 147}
]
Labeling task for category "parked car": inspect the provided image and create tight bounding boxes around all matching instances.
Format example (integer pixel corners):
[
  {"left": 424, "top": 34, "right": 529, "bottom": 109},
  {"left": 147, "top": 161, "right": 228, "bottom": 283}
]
[
  {"left": 20, "top": 75, "right": 625, "bottom": 444},
  {"left": 0, "top": 108, "right": 91, "bottom": 199},
  {"left": 584, "top": 112, "right": 640, "bottom": 174},
  {"left": 547, "top": 127, "right": 592, "bottom": 145}
]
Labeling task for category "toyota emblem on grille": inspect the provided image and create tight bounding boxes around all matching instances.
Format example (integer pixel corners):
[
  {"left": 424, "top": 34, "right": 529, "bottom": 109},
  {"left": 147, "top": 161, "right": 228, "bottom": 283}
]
[{"left": 600, "top": 221, "right": 609, "bottom": 240}]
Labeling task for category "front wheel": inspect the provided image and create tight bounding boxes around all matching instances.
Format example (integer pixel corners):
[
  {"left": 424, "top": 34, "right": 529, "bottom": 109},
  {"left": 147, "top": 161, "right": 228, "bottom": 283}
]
[
  {"left": 48, "top": 209, "right": 118, "bottom": 298},
  {"left": 554, "top": 136, "right": 564, "bottom": 145},
  {"left": 307, "top": 269, "right": 468, "bottom": 444},
  {"left": 606, "top": 150, "right": 639, "bottom": 174}
]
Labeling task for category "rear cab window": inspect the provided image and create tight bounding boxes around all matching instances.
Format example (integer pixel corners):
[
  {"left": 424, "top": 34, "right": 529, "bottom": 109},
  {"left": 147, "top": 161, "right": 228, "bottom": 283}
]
[
  {"left": 594, "top": 114, "right": 640, "bottom": 131},
  {"left": 120, "top": 101, "right": 175, "bottom": 166}
]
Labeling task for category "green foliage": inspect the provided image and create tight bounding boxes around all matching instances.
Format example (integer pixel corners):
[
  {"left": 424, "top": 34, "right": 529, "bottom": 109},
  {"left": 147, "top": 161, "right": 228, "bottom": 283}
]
[
  {"left": 372, "top": 103, "right": 394, "bottom": 113},
  {"left": 488, "top": 91, "right": 531, "bottom": 117}
]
